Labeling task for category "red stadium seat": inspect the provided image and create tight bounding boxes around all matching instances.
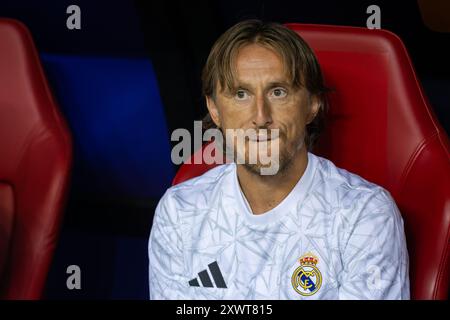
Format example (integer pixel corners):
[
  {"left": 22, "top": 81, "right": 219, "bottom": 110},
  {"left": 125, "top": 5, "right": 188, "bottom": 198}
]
[
  {"left": 172, "top": 24, "right": 450, "bottom": 300},
  {"left": 0, "top": 19, "right": 72, "bottom": 299}
]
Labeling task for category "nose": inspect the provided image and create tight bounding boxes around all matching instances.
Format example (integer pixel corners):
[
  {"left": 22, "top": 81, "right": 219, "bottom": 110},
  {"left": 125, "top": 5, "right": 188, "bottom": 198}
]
[{"left": 252, "top": 94, "right": 273, "bottom": 128}]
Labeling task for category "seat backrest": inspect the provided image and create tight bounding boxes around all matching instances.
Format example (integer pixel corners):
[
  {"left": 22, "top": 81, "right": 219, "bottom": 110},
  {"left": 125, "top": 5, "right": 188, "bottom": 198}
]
[
  {"left": 0, "top": 18, "right": 72, "bottom": 299},
  {"left": 172, "top": 24, "right": 450, "bottom": 300}
]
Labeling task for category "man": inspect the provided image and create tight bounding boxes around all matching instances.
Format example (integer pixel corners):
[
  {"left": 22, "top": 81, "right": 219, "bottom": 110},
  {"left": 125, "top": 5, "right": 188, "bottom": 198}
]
[{"left": 148, "top": 20, "right": 409, "bottom": 299}]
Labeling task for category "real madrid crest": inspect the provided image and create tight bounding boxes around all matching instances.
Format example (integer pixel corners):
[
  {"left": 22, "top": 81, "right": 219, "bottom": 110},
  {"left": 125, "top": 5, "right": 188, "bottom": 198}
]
[{"left": 291, "top": 252, "right": 322, "bottom": 296}]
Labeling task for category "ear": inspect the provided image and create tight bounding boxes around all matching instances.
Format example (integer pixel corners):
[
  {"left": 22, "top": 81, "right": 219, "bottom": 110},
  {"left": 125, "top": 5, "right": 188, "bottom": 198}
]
[
  {"left": 306, "top": 95, "right": 320, "bottom": 125},
  {"left": 206, "top": 95, "right": 222, "bottom": 128}
]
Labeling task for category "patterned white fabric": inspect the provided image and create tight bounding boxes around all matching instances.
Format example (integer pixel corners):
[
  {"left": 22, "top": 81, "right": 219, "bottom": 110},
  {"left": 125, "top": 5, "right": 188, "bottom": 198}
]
[{"left": 149, "top": 152, "right": 409, "bottom": 299}]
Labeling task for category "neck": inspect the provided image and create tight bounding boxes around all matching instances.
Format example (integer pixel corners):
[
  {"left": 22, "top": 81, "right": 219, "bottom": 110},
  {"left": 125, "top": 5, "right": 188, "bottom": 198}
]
[{"left": 236, "top": 148, "right": 309, "bottom": 215}]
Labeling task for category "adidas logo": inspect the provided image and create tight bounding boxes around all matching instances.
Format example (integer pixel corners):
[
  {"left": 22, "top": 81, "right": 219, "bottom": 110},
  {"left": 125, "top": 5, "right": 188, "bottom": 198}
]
[{"left": 189, "top": 261, "right": 227, "bottom": 288}]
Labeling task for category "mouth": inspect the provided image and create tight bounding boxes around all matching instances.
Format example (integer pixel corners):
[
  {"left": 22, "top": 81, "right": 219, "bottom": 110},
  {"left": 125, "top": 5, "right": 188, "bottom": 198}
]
[
  {"left": 248, "top": 132, "right": 280, "bottom": 142},
  {"left": 249, "top": 137, "right": 272, "bottom": 142}
]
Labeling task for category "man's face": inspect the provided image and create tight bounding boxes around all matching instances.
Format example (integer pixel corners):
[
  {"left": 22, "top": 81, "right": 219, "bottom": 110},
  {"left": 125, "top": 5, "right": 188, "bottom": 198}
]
[{"left": 206, "top": 43, "right": 319, "bottom": 175}]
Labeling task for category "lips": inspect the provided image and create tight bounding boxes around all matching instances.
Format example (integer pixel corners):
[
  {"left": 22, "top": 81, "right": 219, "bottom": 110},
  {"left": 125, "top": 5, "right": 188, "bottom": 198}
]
[
  {"left": 248, "top": 131, "right": 280, "bottom": 142},
  {"left": 249, "top": 136, "right": 271, "bottom": 142}
]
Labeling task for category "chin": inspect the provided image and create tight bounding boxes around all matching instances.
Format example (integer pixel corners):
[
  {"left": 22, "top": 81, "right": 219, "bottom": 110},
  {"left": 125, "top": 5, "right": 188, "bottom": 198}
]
[
  {"left": 241, "top": 150, "right": 296, "bottom": 176},
  {"left": 242, "top": 163, "right": 274, "bottom": 176}
]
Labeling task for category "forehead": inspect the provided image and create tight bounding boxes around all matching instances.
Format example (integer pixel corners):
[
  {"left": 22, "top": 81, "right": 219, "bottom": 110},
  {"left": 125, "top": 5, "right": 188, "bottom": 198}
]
[{"left": 234, "top": 44, "right": 288, "bottom": 81}]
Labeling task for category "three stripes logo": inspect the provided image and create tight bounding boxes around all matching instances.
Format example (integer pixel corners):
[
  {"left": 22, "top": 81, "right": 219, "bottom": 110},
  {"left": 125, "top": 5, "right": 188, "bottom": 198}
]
[{"left": 189, "top": 261, "right": 227, "bottom": 288}]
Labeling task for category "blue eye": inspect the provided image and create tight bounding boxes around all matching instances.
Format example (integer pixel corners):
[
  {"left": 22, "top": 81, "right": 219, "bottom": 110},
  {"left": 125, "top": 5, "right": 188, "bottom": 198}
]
[
  {"left": 235, "top": 90, "right": 248, "bottom": 100},
  {"left": 271, "top": 88, "right": 287, "bottom": 98}
]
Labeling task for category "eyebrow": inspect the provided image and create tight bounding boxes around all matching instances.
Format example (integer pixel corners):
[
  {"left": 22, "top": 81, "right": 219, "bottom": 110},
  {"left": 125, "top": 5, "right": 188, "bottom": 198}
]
[
  {"left": 266, "top": 81, "right": 291, "bottom": 89},
  {"left": 233, "top": 80, "right": 292, "bottom": 91}
]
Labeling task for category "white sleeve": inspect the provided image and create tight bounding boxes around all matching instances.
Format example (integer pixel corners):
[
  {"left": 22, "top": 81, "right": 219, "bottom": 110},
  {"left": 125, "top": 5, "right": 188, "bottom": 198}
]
[
  {"left": 338, "top": 189, "right": 410, "bottom": 300},
  {"left": 148, "top": 189, "right": 190, "bottom": 300}
]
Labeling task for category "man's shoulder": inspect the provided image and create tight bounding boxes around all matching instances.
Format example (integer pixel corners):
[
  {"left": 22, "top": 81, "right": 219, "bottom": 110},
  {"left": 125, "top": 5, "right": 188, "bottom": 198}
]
[
  {"left": 160, "top": 163, "right": 234, "bottom": 210},
  {"left": 313, "top": 153, "right": 379, "bottom": 191},
  {"left": 311, "top": 153, "right": 396, "bottom": 213}
]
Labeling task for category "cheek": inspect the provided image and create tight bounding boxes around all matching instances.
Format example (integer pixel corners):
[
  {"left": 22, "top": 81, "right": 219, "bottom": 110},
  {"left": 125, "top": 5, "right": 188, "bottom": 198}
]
[
  {"left": 277, "top": 106, "right": 308, "bottom": 139},
  {"left": 221, "top": 109, "right": 254, "bottom": 130},
  {"left": 284, "top": 123, "right": 305, "bottom": 146}
]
